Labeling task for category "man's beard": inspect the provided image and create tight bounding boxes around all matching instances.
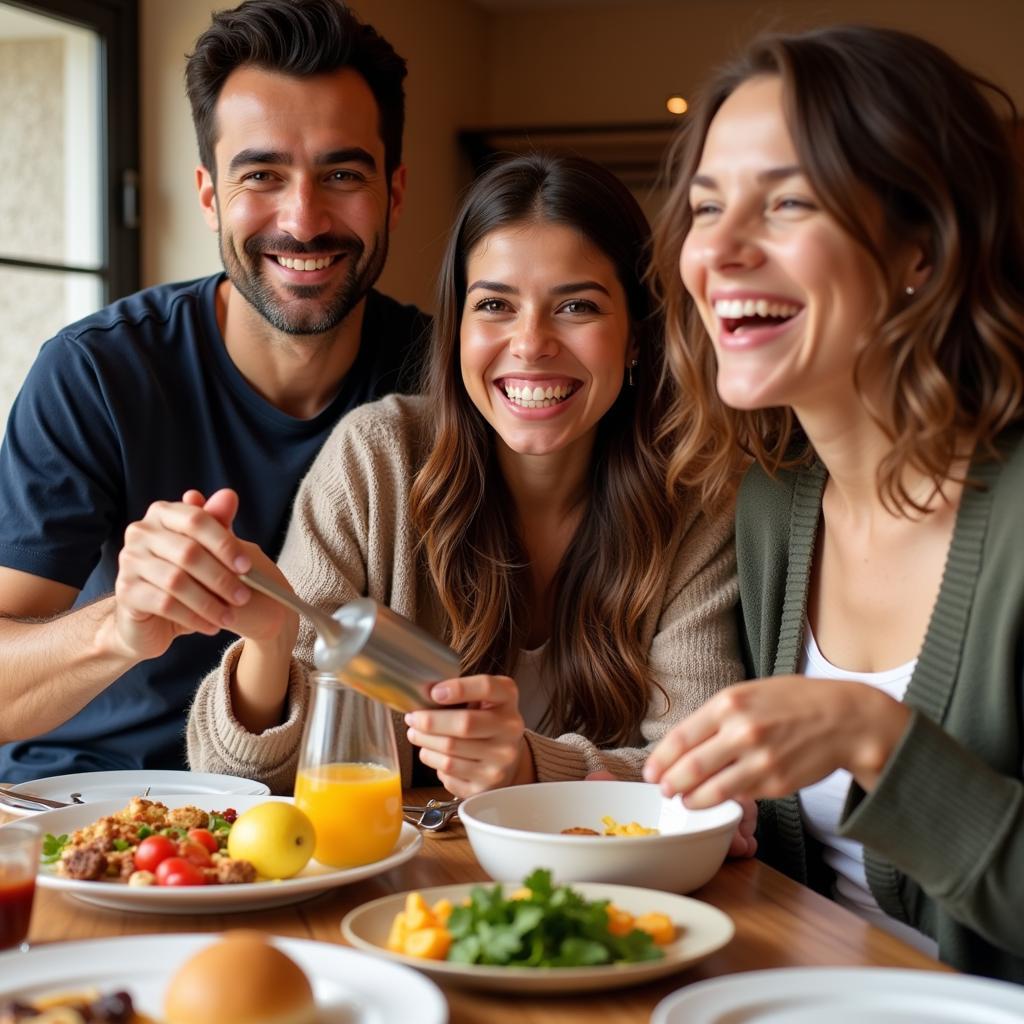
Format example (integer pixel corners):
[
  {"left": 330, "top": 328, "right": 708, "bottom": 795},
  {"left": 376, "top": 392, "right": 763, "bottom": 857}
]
[{"left": 220, "top": 226, "right": 388, "bottom": 336}]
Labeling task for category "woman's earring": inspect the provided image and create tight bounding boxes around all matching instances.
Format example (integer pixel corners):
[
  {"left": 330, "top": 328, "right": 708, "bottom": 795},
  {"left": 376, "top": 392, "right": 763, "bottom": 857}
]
[
  {"left": 905, "top": 285, "right": 916, "bottom": 296},
  {"left": 627, "top": 359, "right": 638, "bottom": 387}
]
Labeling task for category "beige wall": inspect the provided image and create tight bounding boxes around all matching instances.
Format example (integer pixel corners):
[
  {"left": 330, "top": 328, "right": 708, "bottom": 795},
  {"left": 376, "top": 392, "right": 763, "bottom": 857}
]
[
  {"left": 141, "top": 0, "right": 1024, "bottom": 312},
  {"left": 485, "top": 0, "right": 1024, "bottom": 127},
  {"left": 140, "top": 0, "right": 487, "bottom": 310}
]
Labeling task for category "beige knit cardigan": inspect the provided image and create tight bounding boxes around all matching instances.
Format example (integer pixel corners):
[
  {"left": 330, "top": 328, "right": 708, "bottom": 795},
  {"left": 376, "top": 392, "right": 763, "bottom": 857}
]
[{"left": 187, "top": 394, "right": 744, "bottom": 793}]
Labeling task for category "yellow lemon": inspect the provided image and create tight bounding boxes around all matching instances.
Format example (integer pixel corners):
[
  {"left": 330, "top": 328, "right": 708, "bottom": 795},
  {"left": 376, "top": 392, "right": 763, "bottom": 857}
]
[{"left": 227, "top": 801, "right": 316, "bottom": 879}]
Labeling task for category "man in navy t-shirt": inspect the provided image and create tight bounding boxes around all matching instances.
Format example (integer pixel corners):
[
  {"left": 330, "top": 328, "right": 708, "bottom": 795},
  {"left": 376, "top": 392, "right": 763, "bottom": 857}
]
[{"left": 0, "top": 0, "right": 428, "bottom": 782}]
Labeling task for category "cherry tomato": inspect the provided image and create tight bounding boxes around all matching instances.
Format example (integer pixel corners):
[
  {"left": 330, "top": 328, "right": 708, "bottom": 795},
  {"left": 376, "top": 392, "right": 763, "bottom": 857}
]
[
  {"left": 133, "top": 835, "right": 177, "bottom": 873},
  {"left": 177, "top": 840, "right": 212, "bottom": 868},
  {"left": 155, "top": 857, "right": 206, "bottom": 886},
  {"left": 186, "top": 828, "right": 219, "bottom": 854},
  {"left": 221, "top": 808, "right": 238, "bottom": 823}
]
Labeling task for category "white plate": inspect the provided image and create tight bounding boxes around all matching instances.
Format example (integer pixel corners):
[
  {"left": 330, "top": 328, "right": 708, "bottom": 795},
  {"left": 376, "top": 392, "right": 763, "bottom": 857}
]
[
  {"left": 341, "top": 880, "right": 734, "bottom": 993},
  {"left": 3, "top": 770, "right": 270, "bottom": 817},
  {"left": 0, "top": 933, "right": 447, "bottom": 1023},
  {"left": 652, "top": 967, "right": 1024, "bottom": 1023},
  {"left": 12, "top": 794, "right": 421, "bottom": 913}
]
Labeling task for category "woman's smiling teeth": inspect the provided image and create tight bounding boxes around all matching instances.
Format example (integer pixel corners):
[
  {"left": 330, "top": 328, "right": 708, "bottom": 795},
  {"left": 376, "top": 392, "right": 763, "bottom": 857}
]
[
  {"left": 502, "top": 382, "right": 578, "bottom": 408},
  {"left": 275, "top": 255, "right": 336, "bottom": 271},
  {"left": 714, "top": 297, "right": 802, "bottom": 333}
]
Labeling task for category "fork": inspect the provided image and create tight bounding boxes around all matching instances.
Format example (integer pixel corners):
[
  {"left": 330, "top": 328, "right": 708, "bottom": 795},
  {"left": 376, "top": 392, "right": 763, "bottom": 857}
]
[{"left": 0, "top": 786, "right": 70, "bottom": 811}]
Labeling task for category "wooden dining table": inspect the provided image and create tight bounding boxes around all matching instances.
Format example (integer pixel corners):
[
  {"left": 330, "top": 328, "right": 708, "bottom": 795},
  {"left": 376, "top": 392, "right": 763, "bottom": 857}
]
[{"left": 6, "top": 788, "right": 950, "bottom": 1022}]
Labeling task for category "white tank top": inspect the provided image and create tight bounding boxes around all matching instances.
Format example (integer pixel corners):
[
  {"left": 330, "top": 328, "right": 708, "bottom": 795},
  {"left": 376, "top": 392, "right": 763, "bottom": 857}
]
[{"left": 797, "top": 623, "right": 939, "bottom": 957}]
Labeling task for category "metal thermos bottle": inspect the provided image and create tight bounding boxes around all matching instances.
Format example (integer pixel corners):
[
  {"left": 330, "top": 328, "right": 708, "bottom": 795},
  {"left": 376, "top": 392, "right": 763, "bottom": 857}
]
[{"left": 313, "top": 598, "right": 461, "bottom": 713}]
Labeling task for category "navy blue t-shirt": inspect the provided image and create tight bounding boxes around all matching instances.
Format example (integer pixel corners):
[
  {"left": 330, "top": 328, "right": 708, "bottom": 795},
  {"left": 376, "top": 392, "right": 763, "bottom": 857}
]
[{"left": 0, "top": 274, "right": 428, "bottom": 782}]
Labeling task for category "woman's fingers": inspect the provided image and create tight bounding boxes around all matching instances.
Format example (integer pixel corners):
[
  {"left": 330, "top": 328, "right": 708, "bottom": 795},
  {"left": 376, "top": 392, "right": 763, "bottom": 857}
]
[
  {"left": 416, "top": 743, "right": 518, "bottom": 783},
  {"left": 427, "top": 673, "right": 517, "bottom": 707},
  {"left": 643, "top": 693, "right": 733, "bottom": 787},
  {"left": 405, "top": 674, "right": 526, "bottom": 795},
  {"left": 407, "top": 729, "right": 518, "bottom": 762},
  {"left": 645, "top": 677, "right": 907, "bottom": 806},
  {"left": 405, "top": 675, "right": 522, "bottom": 738},
  {"left": 405, "top": 705, "right": 518, "bottom": 740},
  {"left": 728, "top": 797, "right": 759, "bottom": 858},
  {"left": 654, "top": 727, "right": 749, "bottom": 802}
]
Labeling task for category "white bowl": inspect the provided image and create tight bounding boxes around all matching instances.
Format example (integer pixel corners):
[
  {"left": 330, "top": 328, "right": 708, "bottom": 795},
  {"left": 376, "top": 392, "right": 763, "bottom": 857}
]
[{"left": 459, "top": 780, "right": 741, "bottom": 894}]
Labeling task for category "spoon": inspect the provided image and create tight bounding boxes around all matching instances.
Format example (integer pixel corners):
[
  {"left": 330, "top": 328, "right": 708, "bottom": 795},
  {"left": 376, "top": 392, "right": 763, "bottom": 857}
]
[
  {"left": 238, "top": 570, "right": 461, "bottom": 712},
  {"left": 239, "top": 569, "right": 345, "bottom": 651},
  {"left": 401, "top": 798, "right": 461, "bottom": 832}
]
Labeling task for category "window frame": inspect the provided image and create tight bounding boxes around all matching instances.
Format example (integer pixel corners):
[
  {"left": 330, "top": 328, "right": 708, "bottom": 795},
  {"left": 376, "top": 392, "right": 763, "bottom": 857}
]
[{"left": 0, "top": 0, "right": 139, "bottom": 299}]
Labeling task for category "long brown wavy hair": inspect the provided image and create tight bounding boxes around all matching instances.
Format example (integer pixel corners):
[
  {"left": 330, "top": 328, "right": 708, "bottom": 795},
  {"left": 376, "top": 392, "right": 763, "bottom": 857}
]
[
  {"left": 650, "top": 25, "right": 1024, "bottom": 513},
  {"left": 410, "top": 153, "right": 675, "bottom": 746}
]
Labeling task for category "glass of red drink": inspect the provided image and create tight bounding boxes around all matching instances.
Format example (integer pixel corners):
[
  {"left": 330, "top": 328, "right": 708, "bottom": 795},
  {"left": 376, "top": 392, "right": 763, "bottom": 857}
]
[{"left": 0, "top": 822, "right": 42, "bottom": 952}]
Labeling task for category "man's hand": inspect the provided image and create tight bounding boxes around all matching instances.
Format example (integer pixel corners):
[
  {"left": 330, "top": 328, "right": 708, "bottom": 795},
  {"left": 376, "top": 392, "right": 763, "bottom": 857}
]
[{"left": 112, "top": 488, "right": 291, "bottom": 661}]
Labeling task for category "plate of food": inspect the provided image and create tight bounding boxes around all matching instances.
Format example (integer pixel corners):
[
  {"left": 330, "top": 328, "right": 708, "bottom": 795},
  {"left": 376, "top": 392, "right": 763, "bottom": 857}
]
[
  {"left": 340, "top": 869, "right": 734, "bottom": 993},
  {"left": 651, "top": 967, "right": 1024, "bottom": 1023},
  {"left": 0, "top": 930, "right": 447, "bottom": 1023},
  {"left": 0, "top": 769, "right": 270, "bottom": 817},
  {"left": 13, "top": 793, "right": 421, "bottom": 913}
]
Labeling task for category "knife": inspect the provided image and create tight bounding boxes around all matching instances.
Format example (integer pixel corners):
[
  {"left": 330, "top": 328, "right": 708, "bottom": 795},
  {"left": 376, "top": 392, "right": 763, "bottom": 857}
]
[{"left": 0, "top": 786, "right": 71, "bottom": 812}]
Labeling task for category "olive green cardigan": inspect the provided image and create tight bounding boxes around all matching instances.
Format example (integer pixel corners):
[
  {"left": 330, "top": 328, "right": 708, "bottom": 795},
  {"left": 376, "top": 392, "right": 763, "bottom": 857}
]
[{"left": 737, "top": 431, "right": 1024, "bottom": 981}]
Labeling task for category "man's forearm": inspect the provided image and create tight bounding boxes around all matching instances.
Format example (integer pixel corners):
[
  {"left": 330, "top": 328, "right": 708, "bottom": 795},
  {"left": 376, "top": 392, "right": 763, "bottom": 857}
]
[{"left": 0, "top": 595, "right": 141, "bottom": 740}]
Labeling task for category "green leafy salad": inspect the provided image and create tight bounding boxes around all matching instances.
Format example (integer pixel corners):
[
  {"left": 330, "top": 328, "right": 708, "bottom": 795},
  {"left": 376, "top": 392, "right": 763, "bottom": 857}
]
[{"left": 445, "top": 869, "right": 665, "bottom": 968}]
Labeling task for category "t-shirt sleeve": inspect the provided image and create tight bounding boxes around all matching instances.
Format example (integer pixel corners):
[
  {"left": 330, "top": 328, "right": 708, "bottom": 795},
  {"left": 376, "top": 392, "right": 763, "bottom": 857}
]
[{"left": 0, "top": 335, "right": 123, "bottom": 588}]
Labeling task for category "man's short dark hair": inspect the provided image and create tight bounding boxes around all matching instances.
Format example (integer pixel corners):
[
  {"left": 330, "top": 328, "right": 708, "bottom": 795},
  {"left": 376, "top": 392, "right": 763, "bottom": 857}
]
[{"left": 185, "top": 0, "right": 407, "bottom": 178}]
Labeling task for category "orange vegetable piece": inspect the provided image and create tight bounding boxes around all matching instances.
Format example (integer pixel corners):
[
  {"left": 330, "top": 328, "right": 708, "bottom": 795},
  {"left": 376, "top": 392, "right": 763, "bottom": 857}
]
[
  {"left": 403, "top": 926, "right": 453, "bottom": 960},
  {"left": 386, "top": 911, "right": 408, "bottom": 952},
  {"left": 633, "top": 912, "right": 676, "bottom": 945},
  {"left": 404, "top": 891, "right": 436, "bottom": 931},
  {"left": 431, "top": 898, "right": 453, "bottom": 925},
  {"left": 606, "top": 903, "right": 636, "bottom": 936}
]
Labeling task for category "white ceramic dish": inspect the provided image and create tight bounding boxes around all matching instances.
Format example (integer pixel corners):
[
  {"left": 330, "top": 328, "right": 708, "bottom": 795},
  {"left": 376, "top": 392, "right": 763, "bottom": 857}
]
[
  {"left": 11, "top": 794, "right": 421, "bottom": 913},
  {"left": 459, "top": 781, "right": 740, "bottom": 893},
  {"left": 2, "top": 769, "right": 270, "bottom": 817},
  {"left": 341, "top": 880, "right": 734, "bottom": 993},
  {"left": 651, "top": 967, "right": 1024, "bottom": 1023},
  {"left": 0, "top": 933, "right": 447, "bottom": 1023}
]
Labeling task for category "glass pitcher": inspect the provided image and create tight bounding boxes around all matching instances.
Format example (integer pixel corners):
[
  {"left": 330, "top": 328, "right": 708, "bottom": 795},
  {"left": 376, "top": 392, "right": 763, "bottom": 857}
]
[{"left": 293, "top": 673, "right": 402, "bottom": 869}]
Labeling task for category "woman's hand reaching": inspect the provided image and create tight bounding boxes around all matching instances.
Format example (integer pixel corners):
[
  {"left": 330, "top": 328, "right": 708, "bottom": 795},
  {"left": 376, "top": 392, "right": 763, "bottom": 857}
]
[{"left": 643, "top": 676, "right": 912, "bottom": 805}]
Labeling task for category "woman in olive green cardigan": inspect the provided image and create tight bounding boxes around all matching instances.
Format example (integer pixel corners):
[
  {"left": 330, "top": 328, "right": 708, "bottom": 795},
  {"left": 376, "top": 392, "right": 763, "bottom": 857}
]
[{"left": 644, "top": 26, "right": 1024, "bottom": 980}]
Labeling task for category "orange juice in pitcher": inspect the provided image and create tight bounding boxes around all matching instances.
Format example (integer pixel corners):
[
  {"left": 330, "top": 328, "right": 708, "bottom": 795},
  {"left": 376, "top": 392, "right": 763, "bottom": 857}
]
[
  {"left": 295, "top": 673, "right": 404, "bottom": 869},
  {"left": 294, "top": 761, "right": 401, "bottom": 868}
]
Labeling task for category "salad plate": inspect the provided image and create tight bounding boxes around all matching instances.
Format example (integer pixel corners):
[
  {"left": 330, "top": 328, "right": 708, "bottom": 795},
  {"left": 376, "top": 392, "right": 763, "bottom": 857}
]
[
  {"left": 9, "top": 793, "right": 421, "bottom": 913},
  {"left": 341, "top": 880, "right": 734, "bottom": 993},
  {"left": 0, "top": 933, "right": 447, "bottom": 1024},
  {"left": 651, "top": 967, "right": 1024, "bottom": 1023},
  {"left": 1, "top": 769, "right": 269, "bottom": 817}
]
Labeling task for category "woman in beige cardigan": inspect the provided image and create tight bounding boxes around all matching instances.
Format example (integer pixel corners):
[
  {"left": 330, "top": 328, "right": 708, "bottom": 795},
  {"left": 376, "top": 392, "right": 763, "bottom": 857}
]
[{"left": 118, "top": 154, "right": 743, "bottom": 798}]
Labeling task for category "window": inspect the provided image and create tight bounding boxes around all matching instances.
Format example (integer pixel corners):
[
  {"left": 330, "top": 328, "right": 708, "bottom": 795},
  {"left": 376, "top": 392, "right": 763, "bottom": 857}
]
[{"left": 0, "top": 0, "right": 139, "bottom": 427}]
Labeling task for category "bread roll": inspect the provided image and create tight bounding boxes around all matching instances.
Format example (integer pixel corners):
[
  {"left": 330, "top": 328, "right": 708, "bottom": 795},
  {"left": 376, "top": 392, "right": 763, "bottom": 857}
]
[{"left": 164, "top": 931, "right": 316, "bottom": 1024}]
